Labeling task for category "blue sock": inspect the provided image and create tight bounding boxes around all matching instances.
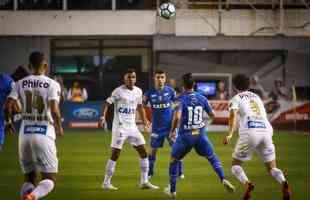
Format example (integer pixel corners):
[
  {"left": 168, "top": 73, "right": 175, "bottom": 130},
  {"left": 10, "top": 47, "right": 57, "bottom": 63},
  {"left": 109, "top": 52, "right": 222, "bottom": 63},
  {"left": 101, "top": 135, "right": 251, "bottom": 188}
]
[
  {"left": 148, "top": 154, "right": 156, "bottom": 176},
  {"left": 178, "top": 160, "right": 184, "bottom": 176},
  {"left": 169, "top": 161, "right": 179, "bottom": 193},
  {"left": 207, "top": 154, "right": 225, "bottom": 181}
]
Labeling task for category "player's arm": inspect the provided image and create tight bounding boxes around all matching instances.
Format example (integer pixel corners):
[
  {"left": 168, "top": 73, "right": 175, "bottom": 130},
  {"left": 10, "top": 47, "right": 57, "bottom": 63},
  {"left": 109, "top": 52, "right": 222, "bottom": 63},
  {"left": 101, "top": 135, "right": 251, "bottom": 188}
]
[
  {"left": 170, "top": 109, "right": 181, "bottom": 139},
  {"left": 4, "top": 98, "right": 17, "bottom": 135},
  {"left": 50, "top": 100, "right": 64, "bottom": 136},
  {"left": 170, "top": 100, "right": 182, "bottom": 139},
  {"left": 98, "top": 101, "right": 110, "bottom": 128},
  {"left": 99, "top": 89, "right": 118, "bottom": 128},
  {"left": 223, "top": 99, "right": 239, "bottom": 145},
  {"left": 204, "top": 99, "right": 215, "bottom": 124},
  {"left": 4, "top": 81, "right": 19, "bottom": 135},
  {"left": 137, "top": 104, "right": 150, "bottom": 131}
]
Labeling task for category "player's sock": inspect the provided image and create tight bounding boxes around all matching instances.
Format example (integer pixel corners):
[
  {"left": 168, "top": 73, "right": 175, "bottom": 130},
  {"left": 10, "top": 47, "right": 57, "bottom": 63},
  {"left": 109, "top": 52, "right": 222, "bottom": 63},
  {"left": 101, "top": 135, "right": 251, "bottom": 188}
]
[
  {"left": 31, "top": 179, "right": 54, "bottom": 199},
  {"left": 231, "top": 165, "right": 249, "bottom": 184},
  {"left": 140, "top": 158, "right": 149, "bottom": 184},
  {"left": 169, "top": 161, "right": 179, "bottom": 193},
  {"left": 104, "top": 159, "right": 117, "bottom": 185},
  {"left": 178, "top": 160, "right": 184, "bottom": 176},
  {"left": 148, "top": 154, "right": 156, "bottom": 176},
  {"left": 20, "top": 182, "right": 35, "bottom": 198},
  {"left": 207, "top": 154, "right": 225, "bottom": 181},
  {"left": 270, "top": 168, "right": 286, "bottom": 184}
]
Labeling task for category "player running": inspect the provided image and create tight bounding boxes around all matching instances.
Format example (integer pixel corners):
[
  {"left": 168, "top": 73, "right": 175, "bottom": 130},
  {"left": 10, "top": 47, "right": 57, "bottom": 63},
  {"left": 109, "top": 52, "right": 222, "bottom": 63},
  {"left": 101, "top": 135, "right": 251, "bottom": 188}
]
[
  {"left": 223, "top": 74, "right": 291, "bottom": 200},
  {"left": 4, "top": 51, "right": 63, "bottom": 200},
  {"left": 164, "top": 73, "right": 235, "bottom": 198},
  {"left": 99, "top": 68, "right": 159, "bottom": 190},
  {"left": 144, "top": 69, "right": 184, "bottom": 179}
]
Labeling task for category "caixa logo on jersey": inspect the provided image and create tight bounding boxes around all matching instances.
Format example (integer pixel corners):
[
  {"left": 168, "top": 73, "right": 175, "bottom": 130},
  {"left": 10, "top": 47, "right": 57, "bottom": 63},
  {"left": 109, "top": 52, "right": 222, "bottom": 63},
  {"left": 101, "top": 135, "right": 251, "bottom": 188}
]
[{"left": 73, "top": 108, "right": 99, "bottom": 120}]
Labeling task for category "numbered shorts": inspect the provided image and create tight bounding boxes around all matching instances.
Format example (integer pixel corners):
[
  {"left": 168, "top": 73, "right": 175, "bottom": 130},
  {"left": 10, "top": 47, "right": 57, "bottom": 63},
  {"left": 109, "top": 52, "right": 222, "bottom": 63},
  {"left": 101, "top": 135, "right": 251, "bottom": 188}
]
[
  {"left": 111, "top": 127, "right": 146, "bottom": 149},
  {"left": 19, "top": 134, "right": 58, "bottom": 174},
  {"left": 233, "top": 131, "right": 275, "bottom": 163},
  {"left": 150, "top": 132, "right": 174, "bottom": 148}
]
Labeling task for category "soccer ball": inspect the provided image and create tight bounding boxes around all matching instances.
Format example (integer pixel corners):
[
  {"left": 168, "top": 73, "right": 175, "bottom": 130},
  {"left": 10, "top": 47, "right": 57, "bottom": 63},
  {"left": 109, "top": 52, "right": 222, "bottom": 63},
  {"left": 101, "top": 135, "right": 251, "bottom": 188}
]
[{"left": 158, "top": 2, "right": 176, "bottom": 20}]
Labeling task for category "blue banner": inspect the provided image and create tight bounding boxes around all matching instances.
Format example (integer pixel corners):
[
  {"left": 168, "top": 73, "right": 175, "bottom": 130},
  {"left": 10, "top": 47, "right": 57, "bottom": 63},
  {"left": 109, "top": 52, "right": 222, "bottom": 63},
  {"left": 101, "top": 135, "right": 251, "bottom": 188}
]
[{"left": 61, "top": 101, "right": 102, "bottom": 128}]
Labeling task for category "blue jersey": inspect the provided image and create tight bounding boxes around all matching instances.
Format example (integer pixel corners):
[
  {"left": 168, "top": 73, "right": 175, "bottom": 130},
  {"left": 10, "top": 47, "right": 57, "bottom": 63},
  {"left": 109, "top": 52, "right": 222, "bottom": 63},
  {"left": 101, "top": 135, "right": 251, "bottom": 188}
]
[
  {"left": 176, "top": 91, "right": 213, "bottom": 134},
  {"left": 144, "top": 86, "right": 176, "bottom": 133},
  {"left": 0, "top": 74, "right": 13, "bottom": 125}
]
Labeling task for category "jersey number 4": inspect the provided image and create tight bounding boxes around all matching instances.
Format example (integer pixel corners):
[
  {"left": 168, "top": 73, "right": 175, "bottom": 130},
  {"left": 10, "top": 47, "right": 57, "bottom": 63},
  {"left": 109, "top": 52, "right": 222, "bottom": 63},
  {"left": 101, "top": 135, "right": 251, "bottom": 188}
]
[{"left": 24, "top": 90, "right": 45, "bottom": 114}]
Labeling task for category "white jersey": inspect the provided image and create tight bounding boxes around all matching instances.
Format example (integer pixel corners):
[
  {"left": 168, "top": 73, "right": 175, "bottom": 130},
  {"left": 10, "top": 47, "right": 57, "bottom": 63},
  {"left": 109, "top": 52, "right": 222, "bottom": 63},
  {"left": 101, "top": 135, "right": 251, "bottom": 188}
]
[
  {"left": 9, "top": 75, "right": 61, "bottom": 140},
  {"left": 107, "top": 85, "right": 143, "bottom": 131},
  {"left": 229, "top": 91, "right": 273, "bottom": 135}
]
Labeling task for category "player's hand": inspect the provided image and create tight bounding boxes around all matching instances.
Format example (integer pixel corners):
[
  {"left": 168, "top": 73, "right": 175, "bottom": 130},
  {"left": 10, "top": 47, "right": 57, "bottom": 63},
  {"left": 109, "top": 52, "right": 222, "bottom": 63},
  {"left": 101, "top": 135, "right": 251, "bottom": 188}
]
[
  {"left": 56, "top": 126, "right": 64, "bottom": 137},
  {"left": 169, "top": 131, "right": 176, "bottom": 140},
  {"left": 98, "top": 116, "right": 106, "bottom": 128},
  {"left": 223, "top": 134, "right": 232, "bottom": 145},
  {"left": 143, "top": 120, "right": 151, "bottom": 133},
  {"left": 4, "top": 123, "right": 15, "bottom": 135}
]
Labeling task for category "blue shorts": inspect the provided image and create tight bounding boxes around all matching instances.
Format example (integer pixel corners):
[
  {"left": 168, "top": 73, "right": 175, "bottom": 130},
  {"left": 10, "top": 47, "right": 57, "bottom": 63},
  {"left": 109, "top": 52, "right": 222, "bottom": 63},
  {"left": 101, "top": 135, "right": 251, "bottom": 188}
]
[
  {"left": 171, "top": 128, "right": 214, "bottom": 160},
  {"left": 150, "top": 131, "right": 174, "bottom": 148}
]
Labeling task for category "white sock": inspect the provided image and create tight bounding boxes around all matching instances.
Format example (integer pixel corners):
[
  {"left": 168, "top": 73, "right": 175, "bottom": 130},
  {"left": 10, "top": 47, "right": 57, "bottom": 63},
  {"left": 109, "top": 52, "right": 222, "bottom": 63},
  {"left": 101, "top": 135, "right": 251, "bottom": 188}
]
[
  {"left": 140, "top": 158, "right": 149, "bottom": 184},
  {"left": 20, "top": 182, "right": 35, "bottom": 198},
  {"left": 104, "top": 159, "right": 117, "bottom": 185},
  {"left": 270, "top": 168, "right": 286, "bottom": 184},
  {"left": 31, "top": 179, "right": 54, "bottom": 199},
  {"left": 231, "top": 165, "right": 249, "bottom": 184}
]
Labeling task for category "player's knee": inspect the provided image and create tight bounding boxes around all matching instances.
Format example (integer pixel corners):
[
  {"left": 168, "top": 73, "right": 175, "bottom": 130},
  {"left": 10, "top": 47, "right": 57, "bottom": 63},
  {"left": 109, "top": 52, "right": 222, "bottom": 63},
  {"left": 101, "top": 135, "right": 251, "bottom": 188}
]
[
  {"left": 231, "top": 165, "right": 242, "bottom": 175},
  {"left": 170, "top": 157, "right": 178, "bottom": 164}
]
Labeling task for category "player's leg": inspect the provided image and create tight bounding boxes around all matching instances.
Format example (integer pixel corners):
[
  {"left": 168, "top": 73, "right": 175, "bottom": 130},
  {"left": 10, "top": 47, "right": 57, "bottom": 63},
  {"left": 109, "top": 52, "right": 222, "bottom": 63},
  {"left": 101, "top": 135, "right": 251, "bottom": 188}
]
[
  {"left": 21, "top": 171, "right": 36, "bottom": 199},
  {"left": 131, "top": 130, "right": 159, "bottom": 189},
  {"left": 148, "top": 133, "right": 165, "bottom": 178},
  {"left": 231, "top": 134, "right": 254, "bottom": 199},
  {"left": 258, "top": 134, "right": 291, "bottom": 200},
  {"left": 133, "top": 144, "right": 159, "bottom": 189},
  {"left": 24, "top": 135, "right": 58, "bottom": 200},
  {"left": 103, "top": 131, "right": 126, "bottom": 190},
  {"left": 231, "top": 159, "right": 254, "bottom": 200},
  {"left": 195, "top": 133, "right": 235, "bottom": 193},
  {"left": 103, "top": 147, "right": 121, "bottom": 190},
  {"left": 19, "top": 135, "right": 36, "bottom": 199},
  {"left": 0, "top": 125, "right": 5, "bottom": 151},
  {"left": 167, "top": 135, "right": 185, "bottom": 179},
  {"left": 165, "top": 136, "right": 190, "bottom": 198}
]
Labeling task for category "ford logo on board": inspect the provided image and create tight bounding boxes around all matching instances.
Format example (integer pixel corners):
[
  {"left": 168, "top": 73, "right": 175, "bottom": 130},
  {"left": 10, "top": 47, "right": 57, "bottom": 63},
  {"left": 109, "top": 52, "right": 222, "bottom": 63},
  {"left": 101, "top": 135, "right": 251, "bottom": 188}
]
[{"left": 73, "top": 108, "right": 99, "bottom": 119}]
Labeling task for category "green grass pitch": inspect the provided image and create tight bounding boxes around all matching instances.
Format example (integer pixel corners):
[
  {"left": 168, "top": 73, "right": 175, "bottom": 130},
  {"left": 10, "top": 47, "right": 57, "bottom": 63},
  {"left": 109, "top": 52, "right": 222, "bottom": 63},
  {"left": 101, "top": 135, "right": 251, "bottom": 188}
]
[{"left": 1, "top": 131, "right": 310, "bottom": 200}]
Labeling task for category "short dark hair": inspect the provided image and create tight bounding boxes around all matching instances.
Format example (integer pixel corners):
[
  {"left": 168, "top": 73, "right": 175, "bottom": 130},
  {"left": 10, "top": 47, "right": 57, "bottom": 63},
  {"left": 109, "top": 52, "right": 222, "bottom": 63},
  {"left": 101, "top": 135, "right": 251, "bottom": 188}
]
[
  {"left": 122, "top": 68, "right": 136, "bottom": 78},
  {"left": 154, "top": 69, "right": 166, "bottom": 75},
  {"left": 29, "top": 51, "right": 45, "bottom": 70},
  {"left": 232, "top": 74, "right": 250, "bottom": 91},
  {"left": 182, "top": 73, "right": 195, "bottom": 89},
  {"left": 11, "top": 66, "right": 30, "bottom": 82}
]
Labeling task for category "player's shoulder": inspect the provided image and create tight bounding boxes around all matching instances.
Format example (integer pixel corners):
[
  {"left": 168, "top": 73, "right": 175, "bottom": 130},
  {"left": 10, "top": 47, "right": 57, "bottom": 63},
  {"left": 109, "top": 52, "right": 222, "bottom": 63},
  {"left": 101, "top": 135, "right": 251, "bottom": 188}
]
[
  {"left": 44, "top": 76, "right": 60, "bottom": 89},
  {"left": 164, "top": 85, "right": 175, "bottom": 93},
  {"left": 133, "top": 86, "right": 143, "bottom": 94}
]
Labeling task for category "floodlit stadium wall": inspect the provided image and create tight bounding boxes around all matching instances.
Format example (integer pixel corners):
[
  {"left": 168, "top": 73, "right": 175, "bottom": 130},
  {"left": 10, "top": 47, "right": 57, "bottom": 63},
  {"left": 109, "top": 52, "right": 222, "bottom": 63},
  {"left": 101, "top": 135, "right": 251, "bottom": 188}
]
[{"left": 0, "top": 10, "right": 309, "bottom": 36}]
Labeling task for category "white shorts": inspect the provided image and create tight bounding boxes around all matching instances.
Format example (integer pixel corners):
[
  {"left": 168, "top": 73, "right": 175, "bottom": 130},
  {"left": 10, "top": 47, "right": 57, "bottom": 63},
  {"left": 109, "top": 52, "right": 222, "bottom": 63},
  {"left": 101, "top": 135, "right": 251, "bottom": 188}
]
[
  {"left": 19, "top": 134, "right": 58, "bottom": 174},
  {"left": 111, "top": 127, "right": 146, "bottom": 149},
  {"left": 233, "top": 131, "right": 276, "bottom": 163}
]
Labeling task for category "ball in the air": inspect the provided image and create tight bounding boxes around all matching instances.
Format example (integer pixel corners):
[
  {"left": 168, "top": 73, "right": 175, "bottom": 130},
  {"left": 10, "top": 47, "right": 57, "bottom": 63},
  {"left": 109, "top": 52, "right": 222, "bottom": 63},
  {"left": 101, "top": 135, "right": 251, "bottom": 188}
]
[{"left": 158, "top": 2, "right": 176, "bottom": 20}]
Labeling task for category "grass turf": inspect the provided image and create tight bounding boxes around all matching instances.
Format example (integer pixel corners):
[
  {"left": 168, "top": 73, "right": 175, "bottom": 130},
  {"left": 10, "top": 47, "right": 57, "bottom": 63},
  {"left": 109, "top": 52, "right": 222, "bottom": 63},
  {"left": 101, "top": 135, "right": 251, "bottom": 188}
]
[{"left": 0, "top": 131, "right": 309, "bottom": 200}]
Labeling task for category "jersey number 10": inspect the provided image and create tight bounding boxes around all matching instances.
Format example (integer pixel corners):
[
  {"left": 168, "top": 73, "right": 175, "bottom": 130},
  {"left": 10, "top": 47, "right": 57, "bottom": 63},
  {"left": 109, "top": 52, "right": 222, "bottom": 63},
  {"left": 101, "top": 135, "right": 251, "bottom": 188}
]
[{"left": 187, "top": 106, "right": 203, "bottom": 125}]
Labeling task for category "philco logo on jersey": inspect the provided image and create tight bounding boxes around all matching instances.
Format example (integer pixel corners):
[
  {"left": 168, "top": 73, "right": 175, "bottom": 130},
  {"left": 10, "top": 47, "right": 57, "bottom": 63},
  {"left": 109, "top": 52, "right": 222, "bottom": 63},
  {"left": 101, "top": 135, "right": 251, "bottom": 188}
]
[
  {"left": 118, "top": 107, "right": 135, "bottom": 114},
  {"left": 22, "top": 79, "right": 50, "bottom": 88}
]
